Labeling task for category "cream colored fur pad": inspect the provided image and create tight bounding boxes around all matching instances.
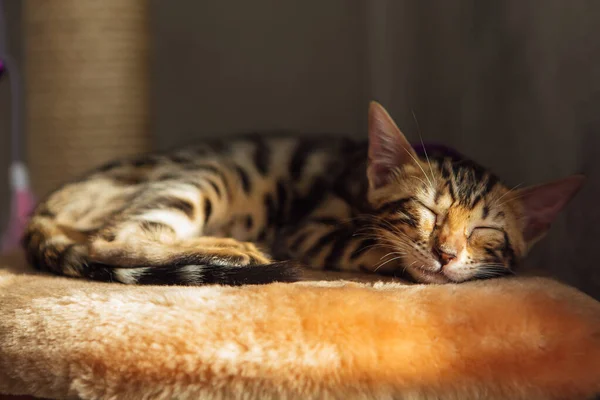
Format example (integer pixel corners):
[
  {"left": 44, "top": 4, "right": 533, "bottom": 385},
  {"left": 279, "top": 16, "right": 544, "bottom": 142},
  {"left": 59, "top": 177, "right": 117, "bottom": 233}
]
[{"left": 0, "top": 251, "right": 599, "bottom": 400}]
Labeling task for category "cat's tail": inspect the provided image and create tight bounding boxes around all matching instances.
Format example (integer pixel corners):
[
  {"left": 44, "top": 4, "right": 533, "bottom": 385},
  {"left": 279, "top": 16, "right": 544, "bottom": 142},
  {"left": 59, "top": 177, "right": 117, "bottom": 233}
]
[
  {"left": 85, "top": 260, "right": 302, "bottom": 286},
  {"left": 22, "top": 215, "right": 301, "bottom": 286}
]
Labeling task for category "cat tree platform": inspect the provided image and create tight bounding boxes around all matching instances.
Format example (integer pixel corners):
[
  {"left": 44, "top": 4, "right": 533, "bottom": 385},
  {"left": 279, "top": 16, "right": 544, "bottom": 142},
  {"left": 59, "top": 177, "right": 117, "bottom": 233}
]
[{"left": 0, "top": 251, "right": 599, "bottom": 400}]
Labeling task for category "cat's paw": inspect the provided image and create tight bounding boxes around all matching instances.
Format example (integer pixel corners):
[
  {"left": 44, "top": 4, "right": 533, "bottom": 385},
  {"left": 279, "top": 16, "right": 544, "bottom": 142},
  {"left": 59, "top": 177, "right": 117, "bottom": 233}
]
[
  {"left": 193, "top": 237, "right": 273, "bottom": 266},
  {"left": 242, "top": 247, "right": 273, "bottom": 265},
  {"left": 205, "top": 245, "right": 272, "bottom": 266}
]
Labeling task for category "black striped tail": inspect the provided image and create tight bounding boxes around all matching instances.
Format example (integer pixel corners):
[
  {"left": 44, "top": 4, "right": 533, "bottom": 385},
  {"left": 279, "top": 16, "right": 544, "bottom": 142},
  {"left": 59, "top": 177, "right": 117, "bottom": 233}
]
[{"left": 85, "top": 261, "right": 302, "bottom": 286}]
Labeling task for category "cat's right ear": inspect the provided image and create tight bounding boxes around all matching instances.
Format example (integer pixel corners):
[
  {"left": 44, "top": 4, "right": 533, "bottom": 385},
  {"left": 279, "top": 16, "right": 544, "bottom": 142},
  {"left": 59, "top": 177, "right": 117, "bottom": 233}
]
[
  {"left": 514, "top": 175, "right": 585, "bottom": 247},
  {"left": 367, "top": 101, "right": 418, "bottom": 189}
]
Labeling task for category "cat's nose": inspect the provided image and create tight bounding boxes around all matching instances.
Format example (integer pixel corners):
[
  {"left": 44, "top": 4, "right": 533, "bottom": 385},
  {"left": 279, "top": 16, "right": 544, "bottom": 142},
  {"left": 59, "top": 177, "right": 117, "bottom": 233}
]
[{"left": 435, "top": 247, "right": 456, "bottom": 266}]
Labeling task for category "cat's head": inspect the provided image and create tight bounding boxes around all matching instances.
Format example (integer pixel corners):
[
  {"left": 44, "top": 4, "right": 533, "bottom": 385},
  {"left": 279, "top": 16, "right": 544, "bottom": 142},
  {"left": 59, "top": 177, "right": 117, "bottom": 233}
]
[{"left": 366, "top": 101, "right": 584, "bottom": 283}]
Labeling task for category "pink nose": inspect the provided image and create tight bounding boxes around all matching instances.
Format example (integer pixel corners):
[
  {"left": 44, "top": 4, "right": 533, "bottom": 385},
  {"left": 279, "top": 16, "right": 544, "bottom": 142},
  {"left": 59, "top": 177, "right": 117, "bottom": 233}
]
[{"left": 435, "top": 248, "right": 456, "bottom": 266}]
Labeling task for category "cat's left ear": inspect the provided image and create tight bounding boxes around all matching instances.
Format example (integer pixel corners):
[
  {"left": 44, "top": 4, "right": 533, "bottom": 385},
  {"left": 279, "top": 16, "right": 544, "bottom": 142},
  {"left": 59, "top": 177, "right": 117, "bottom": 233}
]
[
  {"left": 515, "top": 175, "right": 585, "bottom": 246},
  {"left": 367, "top": 101, "right": 418, "bottom": 189}
]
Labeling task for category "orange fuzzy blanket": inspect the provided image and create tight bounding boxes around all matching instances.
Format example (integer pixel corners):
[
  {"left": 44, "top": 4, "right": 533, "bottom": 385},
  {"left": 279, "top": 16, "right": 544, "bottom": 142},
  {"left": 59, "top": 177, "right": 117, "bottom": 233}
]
[{"left": 0, "top": 251, "right": 599, "bottom": 400}]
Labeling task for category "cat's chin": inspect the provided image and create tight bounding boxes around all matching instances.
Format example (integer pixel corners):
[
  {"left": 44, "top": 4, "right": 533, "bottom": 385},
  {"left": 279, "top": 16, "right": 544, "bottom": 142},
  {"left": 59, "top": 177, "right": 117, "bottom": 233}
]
[{"left": 408, "top": 267, "right": 451, "bottom": 284}]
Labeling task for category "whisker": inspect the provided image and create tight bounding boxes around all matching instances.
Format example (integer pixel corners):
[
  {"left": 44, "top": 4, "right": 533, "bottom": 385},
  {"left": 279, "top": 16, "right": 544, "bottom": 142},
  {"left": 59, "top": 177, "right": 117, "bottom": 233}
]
[
  {"left": 358, "top": 243, "right": 391, "bottom": 253},
  {"left": 374, "top": 255, "right": 404, "bottom": 272},
  {"left": 496, "top": 192, "right": 529, "bottom": 209},
  {"left": 474, "top": 263, "right": 514, "bottom": 279},
  {"left": 402, "top": 260, "right": 417, "bottom": 275},
  {"left": 402, "top": 147, "right": 435, "bottom": 191},
  {"left": 492, "top": 182, "right": 523, "bottom": 208},
  {"left": 412, "top": 109, "right": 437, "bottom": 188},
  {"left": 380, "top": 251, "right": 406, "bottom": 260},
  {"left": 409, "top": 175, "right": 429, "bottom": 188}
]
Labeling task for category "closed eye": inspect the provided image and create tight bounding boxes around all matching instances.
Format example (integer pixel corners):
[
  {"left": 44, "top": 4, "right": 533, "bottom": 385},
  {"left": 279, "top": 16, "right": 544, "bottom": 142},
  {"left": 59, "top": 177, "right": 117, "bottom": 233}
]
[
  {"left": 415, "top": 201, "right": 437, "bottom": 216},
  {"left": 468, "top": 226, "right": 505, "bottom": 240},
  {"left": 472, "top": 226, "right": 504, "bottom": 233},
  {"left": 416, "top": 201, "right": 438, "bottom": 225}
]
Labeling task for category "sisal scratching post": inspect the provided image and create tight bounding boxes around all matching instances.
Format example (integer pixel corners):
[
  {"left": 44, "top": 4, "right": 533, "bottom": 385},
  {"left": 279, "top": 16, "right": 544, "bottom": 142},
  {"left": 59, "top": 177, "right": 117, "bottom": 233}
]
[{"left": 23, "top": 1, "right": 150, "bottom": 197}]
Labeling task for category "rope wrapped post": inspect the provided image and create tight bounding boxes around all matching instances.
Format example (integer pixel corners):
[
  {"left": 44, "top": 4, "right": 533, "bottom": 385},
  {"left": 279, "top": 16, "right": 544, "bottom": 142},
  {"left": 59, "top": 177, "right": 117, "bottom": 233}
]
[{"left": 23, "top": 1, "right": 150, "bottom": 196}]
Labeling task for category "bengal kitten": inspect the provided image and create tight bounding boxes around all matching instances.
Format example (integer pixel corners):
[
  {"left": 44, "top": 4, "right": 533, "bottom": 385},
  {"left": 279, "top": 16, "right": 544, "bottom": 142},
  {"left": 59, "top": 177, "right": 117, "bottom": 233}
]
[{"left": 22, "top": 102, "right": 583, "bottom": 285}]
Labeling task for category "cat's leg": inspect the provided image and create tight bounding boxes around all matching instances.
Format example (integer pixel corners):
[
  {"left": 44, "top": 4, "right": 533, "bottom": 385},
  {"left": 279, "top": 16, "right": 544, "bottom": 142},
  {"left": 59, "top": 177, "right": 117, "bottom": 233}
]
[
  {"left": 278, "top": 196, "right": 403, "bottom": 275},
  {"left": 92, "top": 176, "right": 271, "bottom": 260},
  {"left": 81, "top": 178, "right": 295, "bottom": 284}
]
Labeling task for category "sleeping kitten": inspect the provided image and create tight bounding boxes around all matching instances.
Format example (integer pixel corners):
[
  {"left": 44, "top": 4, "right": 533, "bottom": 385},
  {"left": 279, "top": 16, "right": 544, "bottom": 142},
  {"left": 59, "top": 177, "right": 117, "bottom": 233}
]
[{"left": 22, "top": 102, "right": 583, "bottom": 285}]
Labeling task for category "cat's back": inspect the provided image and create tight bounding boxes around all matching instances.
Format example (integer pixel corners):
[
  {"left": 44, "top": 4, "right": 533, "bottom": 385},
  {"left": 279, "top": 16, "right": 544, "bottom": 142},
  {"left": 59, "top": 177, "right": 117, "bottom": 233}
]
[
  {"left": 89, "top": 131, "right": 367, "bottom": 185},
  {"left": 27, "top": 131, "right": 368, "bottom": 251},
  {"left": 38, "top": 132, "right": 367, "bottom": 224}
]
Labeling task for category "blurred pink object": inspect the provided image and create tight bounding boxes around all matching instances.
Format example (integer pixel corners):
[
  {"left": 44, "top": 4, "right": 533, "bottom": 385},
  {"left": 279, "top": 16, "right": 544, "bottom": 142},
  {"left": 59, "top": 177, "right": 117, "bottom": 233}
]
[
  {"left": 0, "top": 0, "right": 32, "bottom": 253},
  {"left": 1, "top": 162, "right": 36, "bottom": 253}
]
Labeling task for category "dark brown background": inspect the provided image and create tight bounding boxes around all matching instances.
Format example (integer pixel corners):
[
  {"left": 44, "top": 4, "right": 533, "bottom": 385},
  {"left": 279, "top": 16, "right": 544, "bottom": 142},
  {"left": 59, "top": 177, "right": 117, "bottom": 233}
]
[{"left": 1, "top": 1, "right": 599, "bottom": 298}]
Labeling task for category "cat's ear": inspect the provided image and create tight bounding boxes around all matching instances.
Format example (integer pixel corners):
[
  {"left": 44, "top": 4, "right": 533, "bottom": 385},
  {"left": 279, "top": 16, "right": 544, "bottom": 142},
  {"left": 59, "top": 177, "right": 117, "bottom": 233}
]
[
  {"left": 367, "top": 101, "right": 418, "bottom": 189},
  {"left": 515, "top": 175, "right": 585, "bottom": 245}
]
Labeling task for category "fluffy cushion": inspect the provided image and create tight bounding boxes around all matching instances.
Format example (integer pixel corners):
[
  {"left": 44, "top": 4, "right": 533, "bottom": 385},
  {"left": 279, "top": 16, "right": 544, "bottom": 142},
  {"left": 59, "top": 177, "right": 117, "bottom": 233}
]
[{"left": 0, "top": 251, "right": 599, "bottom": 400}]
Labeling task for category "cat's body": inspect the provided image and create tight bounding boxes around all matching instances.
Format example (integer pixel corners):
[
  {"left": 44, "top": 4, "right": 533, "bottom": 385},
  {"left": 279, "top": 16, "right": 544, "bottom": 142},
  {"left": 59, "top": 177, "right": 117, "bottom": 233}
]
[
  {"left": 23, "top": 134, "right": 390, "bottom": 285},
  {"left": 23, "top": 103, "right": 584, "bottom": 285}
]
